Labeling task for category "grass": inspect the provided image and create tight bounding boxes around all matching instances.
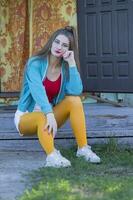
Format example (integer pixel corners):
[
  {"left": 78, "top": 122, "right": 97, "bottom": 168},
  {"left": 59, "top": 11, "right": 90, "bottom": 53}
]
[{"left": 18, "top": 140, "right": 133, "bottom": 200}]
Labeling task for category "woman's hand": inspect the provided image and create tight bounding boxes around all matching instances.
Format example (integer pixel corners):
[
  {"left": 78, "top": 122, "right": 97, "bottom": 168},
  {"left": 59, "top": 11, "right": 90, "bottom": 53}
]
[
  {"left": 44, "top": 113, "right": 57, "bottom": 138},
  {"left": 63, "top": 51, "right": 76, "bottom": 67}
]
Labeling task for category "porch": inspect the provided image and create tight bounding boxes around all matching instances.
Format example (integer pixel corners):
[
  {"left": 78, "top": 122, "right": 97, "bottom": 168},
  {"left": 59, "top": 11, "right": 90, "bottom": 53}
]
[{"left": 0, "top": 102, "right": 133, "bottom": 151}]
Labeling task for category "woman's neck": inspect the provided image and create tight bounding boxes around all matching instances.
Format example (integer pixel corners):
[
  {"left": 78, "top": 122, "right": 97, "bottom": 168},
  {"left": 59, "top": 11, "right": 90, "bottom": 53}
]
[{"left": 49, "top": 54, "right": 61, "bottom": 69}]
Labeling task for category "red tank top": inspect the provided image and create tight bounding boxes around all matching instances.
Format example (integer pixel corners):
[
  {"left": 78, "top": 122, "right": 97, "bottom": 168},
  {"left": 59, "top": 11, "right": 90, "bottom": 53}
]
[{"left": 43, "top": 74, "right": 61, "bottom": 103}]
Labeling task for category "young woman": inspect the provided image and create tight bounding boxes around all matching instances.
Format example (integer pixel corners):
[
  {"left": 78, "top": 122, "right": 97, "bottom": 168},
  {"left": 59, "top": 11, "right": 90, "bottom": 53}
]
[{"left": 14, "top": 26, "right": 101, "bottom": 168}]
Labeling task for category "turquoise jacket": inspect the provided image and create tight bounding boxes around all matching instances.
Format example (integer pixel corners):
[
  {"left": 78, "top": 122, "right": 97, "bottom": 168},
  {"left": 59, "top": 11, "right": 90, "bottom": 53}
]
[{"left": 17, "top": 56, "right": 83, "bottom": 114}]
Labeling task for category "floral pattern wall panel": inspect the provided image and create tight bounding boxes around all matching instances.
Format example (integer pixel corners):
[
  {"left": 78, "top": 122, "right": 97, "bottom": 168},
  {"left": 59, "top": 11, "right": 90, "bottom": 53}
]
[
  {"left": 0, "top": 0, "right": 29, "bottom": 92},
  {"left": 0, "top": 0, "right": 76, "bottom": 92},
  {"left": 31, "top": 0, "right": 77, "bottom": 54}
]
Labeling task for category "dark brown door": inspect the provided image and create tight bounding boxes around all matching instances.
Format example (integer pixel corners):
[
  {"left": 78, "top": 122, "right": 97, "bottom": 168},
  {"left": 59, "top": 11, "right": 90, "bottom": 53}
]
[{"left": 77, "top": 0, "right": 133, "bottom": 92}]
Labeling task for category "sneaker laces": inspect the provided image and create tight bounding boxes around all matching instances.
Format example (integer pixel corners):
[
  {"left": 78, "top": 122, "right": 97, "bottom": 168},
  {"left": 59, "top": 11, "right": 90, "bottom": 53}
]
[
  {"left": 78, "top": 145, "right": 91, "bottom": 151},
  {"left": 84, "top": 145, "right": 91, "bottom": 149},
  {"left": 54, "top": 149, "right": 62, "bottom": 157},
  {"left": 53, "top": 149, "right": 71, "bottom": 166},
  {"left": 78, "top": 145, "right": 97, "bottom": 156}
]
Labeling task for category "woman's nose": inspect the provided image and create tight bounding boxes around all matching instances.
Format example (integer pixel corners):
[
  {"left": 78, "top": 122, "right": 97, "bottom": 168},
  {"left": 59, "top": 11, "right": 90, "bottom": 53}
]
[
  {"left": 57, "top": 44, "right": 62, "bottom": 49},
  {"left": 57, "top": 42, "right": 64, "bottom": 49}
]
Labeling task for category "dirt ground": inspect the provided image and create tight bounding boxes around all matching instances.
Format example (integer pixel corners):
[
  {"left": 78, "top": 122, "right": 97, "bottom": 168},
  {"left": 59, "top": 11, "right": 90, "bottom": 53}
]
[{"left": 0, "top": 151, "right": 46, "bottom": 200}]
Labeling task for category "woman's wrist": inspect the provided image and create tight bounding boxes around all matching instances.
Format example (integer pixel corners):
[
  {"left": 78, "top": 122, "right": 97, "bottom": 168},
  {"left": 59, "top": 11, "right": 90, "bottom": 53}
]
[
  {"left": 46, "top": 112, "right": 54, "bottom": 117},
  {"left": 68, "top": 61, "right": 76, "bottom": 67}
]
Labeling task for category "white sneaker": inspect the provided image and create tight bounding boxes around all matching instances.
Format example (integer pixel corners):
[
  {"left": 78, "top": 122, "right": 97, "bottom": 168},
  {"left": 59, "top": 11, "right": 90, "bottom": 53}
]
[
  {"left": 45, "top": 149, "right": 71, "bottom": 168},
  {"left": 76, "top": 145, "right": 101, "bottom": 163}
]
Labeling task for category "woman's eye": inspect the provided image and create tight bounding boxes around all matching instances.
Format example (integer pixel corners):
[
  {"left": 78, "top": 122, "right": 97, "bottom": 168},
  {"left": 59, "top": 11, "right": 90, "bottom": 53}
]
[
  {"left": 54, "top": 40, "right": 60, "bottom": 44},
  {"left": 63, "top": 44, "right": 69, "bottom": 48},
  {"left": 54, "top": 40, "right": 69, "bottom": 48}
]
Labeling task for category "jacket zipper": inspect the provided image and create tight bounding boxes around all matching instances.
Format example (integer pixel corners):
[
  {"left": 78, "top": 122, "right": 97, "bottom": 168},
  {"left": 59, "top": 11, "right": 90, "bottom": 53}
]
[
  {"left": 42, "top": 56, "right": 49, "bottom": 81},
  {"left": 42, "top": 57, "right": 63, "bottom": 105},
  {"left": 55, "top": 67, "right": 63, "bottom": 104}
]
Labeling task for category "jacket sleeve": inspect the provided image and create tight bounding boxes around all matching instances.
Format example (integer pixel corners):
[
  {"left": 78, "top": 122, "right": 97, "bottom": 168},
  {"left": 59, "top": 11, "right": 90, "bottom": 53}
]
[
  {"left": 26, "top": 59, "right": 53, "bottom": 114},
  {"left": 65, "top": 66, "right": 83, "bottom": 95}
]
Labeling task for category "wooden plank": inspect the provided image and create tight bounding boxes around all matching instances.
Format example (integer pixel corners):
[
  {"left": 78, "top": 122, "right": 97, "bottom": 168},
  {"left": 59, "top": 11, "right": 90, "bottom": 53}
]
[
  {"left": 83, "top": 93, "right": 125, "bottom": 107},
  {"left": 1, "top": 103, "right": 133, "bottom": 139},
  {"left": 0, "top": 139, "right": 77, "bottom": 151},
  {"left": 0, "top": 105, "right": 17, "bottom": 111},
  {"left": 1, "top": 130, "right": 133, "bottom": 140},
  {"left": 0, "top": 92, "right": 20, "bottom": 98},
  {"left": 0, "top": 137, "right": 133, "bottom": 151}
]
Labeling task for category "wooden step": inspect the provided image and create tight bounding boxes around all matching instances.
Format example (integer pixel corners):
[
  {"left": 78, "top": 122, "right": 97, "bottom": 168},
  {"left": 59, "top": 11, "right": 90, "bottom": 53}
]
[{"left": 0, "top": 103, "right": 133, "bottom": 150}]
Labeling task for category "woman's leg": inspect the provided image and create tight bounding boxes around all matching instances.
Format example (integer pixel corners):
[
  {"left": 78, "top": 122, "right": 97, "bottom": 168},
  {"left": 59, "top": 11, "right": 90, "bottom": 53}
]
[
  {"left": 53, "top": 96, "right": 87, "bottom": 148},
  {"left": 19, "top": 112, "right": 54, "bottom": 154},
  {"left": 19, "top": 111, "right": 71, "bottom": 167},
  {"left": 19, "top": 96, "right": 87, "bottom": 153},
  {"left": 54, "top": 96, "right": 100, "bottom": 163}
]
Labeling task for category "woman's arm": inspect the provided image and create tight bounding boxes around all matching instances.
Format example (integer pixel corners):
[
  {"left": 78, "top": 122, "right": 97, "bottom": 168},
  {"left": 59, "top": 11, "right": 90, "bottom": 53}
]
[
  {"left": 65, "top": 66, "right": 83, "bottom": 95},
  {"left": 63, "top": 51, "right": 83, "bottom": 95},
  {"left": 26, "top": 58, "right": 53, "bottom": 114}
]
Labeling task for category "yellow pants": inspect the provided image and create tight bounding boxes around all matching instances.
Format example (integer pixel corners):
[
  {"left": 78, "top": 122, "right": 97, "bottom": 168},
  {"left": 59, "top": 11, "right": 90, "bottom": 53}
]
[{"left": 19, "top": 96, "right": 87, "bottom": 154}]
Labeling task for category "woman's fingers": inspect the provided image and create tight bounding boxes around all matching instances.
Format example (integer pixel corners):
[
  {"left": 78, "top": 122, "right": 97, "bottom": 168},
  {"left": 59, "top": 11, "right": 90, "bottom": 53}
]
[
  {"left": 53, "top": 123, "right": 57, "bottom": 138},
  {"left": 48, "top": 124, "right": 52, "bottom": 134},
  {"left": 44, "top": 123, "right": 52, "bottom": 134},
  {"left": 44, "top": 122, "right": 47, "bottom": 129},
  {"left": 63, "top": 51, "right": 72, "bottom": 59},
  {"left": 44, "top": 113, "right": 57, "bottom": 138}
]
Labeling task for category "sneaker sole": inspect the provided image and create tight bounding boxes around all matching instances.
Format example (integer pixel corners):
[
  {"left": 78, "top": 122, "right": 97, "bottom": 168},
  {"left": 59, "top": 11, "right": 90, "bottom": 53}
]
[
  {"left": 77, "top": 154, "right": 101, "bottom": 164},
  {"left": 45, "top": 164, "right": 71, "bottom": 168}
]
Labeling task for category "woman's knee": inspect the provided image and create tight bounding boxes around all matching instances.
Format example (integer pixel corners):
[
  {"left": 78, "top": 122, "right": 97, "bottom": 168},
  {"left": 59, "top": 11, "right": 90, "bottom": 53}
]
[
  {"left": 65, "top": 96, "right": 82, "bottom": 107},
  {"left": 34, "top": 112, "right": 47, "bottom": 125}
]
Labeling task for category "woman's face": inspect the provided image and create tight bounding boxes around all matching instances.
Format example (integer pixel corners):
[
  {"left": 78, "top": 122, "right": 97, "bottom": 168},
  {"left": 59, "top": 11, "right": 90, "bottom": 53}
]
[{"left": 51, "top": 34, "right": 70, "bottom": 57}]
